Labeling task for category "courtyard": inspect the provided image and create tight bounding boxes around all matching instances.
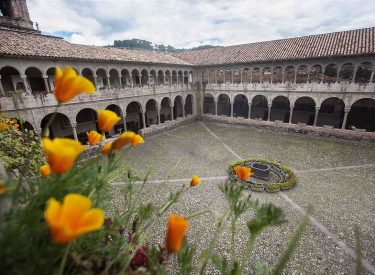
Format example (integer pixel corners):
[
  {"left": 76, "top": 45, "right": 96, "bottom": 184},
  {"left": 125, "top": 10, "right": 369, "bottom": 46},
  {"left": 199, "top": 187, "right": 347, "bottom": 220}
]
[{"left": 110, "top": 120, "right": 375, "bottom": 274}]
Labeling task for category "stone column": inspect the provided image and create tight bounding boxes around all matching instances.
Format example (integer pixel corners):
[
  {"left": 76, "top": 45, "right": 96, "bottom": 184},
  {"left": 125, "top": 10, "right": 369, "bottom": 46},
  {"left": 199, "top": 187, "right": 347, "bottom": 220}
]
[
  {"left": 93, "top": 75, "right": 98, "bottom": 90},
  {"left": 270, "top": 70, "right": 273, "bottom": 84},
  {"left": 141, "top": 111, "right": 146, "bottom": 128},
  {"left": 231, "top": 70, "right": 234, "bottom": 83},
  {"left": 0, "top": 76, "right": 5, "bottom": 96},
  {"left": 281, "top": 70, "right": 285, "bottom": 83},
  {"left": 240, "top": 70, "right": 243, "bottom": 84},
  {"left": 351, "top": 66, "right": 358, "bottom": 83},
  {"left": 267, "top": 104, "right": 272, "bottom": 121},
  {"left": 21, "top": 75, "right": 31, "bottom": 95},
  {"left": 248, "top": 103, "right": 252, "bottom": 119},
  {"left": 342, "top": 108, "right": 350, "bottom": 129},
  {"left": 214, "top": 100, "right": 218, "bottom": 115},
  {"left": 122, "top": 115, "right": 127, "bottom": 131},
  {"left": 182, "top": 104, "right": 186, "bottom": 117},
  {"left": 289, "top": 105, "right": 294, "bottom": 124},
  {"left": 215, "top": 71, "right": 218, "bottom": 84},
  {"left": 259, "top": 70, "right": 263, "bottom": 83},
  {"left": 370, "top": 71, "right": 375, "bottom": 83},
  {"left": 171, "top": 106, "right": 174, "bottom": 120},
  {"left": 148, "top": 74, "right": 151, "bottom": 86},
  {"left": 106, "top": 75, "right": 111, "bottom": 90},
  {"left": 313, "top": 106, "right": 320, "bottom": 126},
  {"left": 321, "top": 68, "right": 325, "bottom": 83},
  {"left": 130, "top": 74, "right": 133, "bottom": 89},
  {"left": 42, "top": 75, "right": 50, "bottom": 93},
  {"left": 157, "top": 108, "right": 161, "bottom": 124},
  {"left": 72, "top": 123, "right": 78, "bottom": 141},
  {"left": 223, "top": 72, "right": 226, "bottom": 84},
  {"left": 230, "top": 102, "right": 234, "bottom": 117},
  {"left": 250, "top": 70, "right": 253, "bottom": 83},
  {"left": 169, "top": 74, "right": 172, "bottom": 86},
  {"left": 293, "top": 71, "right": 297, "bottom": 84},
  {"left": 176, "top": 75, "right": 179, "bottom": 85}
]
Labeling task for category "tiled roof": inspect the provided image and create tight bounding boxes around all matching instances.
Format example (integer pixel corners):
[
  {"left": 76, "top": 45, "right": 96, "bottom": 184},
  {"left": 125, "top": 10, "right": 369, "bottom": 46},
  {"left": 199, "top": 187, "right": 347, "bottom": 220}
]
[
  {"left": 0, "top": 29, "right": 192, "bottom": 66},
  {"left": 174, "top": 27, "right": 375, "bottom": 66}
]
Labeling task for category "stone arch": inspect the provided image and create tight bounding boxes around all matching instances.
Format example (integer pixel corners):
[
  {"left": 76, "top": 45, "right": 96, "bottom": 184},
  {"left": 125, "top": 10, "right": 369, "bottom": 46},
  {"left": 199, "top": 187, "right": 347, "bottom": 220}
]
[
  {"left": 296, "top": 65, "right": 308, "bottom": 84},
  {"left": 310, "top": 65, "right": 322, "bottom": 83},
  {"left": 145, "top": 99, "right": 158, "bottom": 126},
  {"left": 271, "top": 96, "right": 290, "bottom": 122},
  {"left": 157, "top": 70, "right": 164, "bottom": 85},
  {"left": 160, "top": 97, "right": 172, "bottom": 122},
  {"left": 140, "top": 69, "right": 149, "bottom": 86},
  {"left": 217, "top": 69, "right": 224, "bottom": 84},
  {"left": 316, "top": 97, "right": 345, "bottom": 128},
  {"left": 252, "top": 68, "right": 260, "bottom": 83},
  {"left": 355, "top": 62, "right": 373, "bottom": 84},
  {"left": 242, "top": 68, "right": 250, "bottom": 83},
  {"left": 0, "top": 66, "right": 22, "bottom": 95},
  {"left": 251, "top": 95, "right": 268, "bottom": 120},
  {"left": 165, "top": 70, "right": 171, "bottom": 85},
  {"left": 76, "top": 108, "right": 99, "bottom": 143},
  {"left": 96, "top": 68, "right": 108, "bottom": 90},
  {"left": 323, "top": 64, "right": 338, "bottom": 83},
  {"left": 233, "top": 94, "right": 248, "bottom": 118},
  {"left": 121, "top": 69, "right": 131, "bottom": 88},
  {"left": 225, "top": 69, "right": 232, "bottom": 83},
  {"left": 203, "top": 93, "right": 215, "bottom": 115},
  {"left": 149, "top": 69, "right": 157, "bottom": 86},
  {"left": 131, "top": 69, "right": 141, "bottom": 87},
  {"left": 25, "top": 67, "right": 45, "bottom": 95},
  {"left": 106, "top": 104, "right": 124, "bottom": 135},
  {"left": 109, "top": 69, "right": 120, "bottom": 89},
  {"left": 172, "top": 70, "right": 178, "bottom": 84},
  {"left": 292, "top": 96, "right": 316, "bottom": 125},
  {"left": 347, "top": 98, "right": 375, "bottom": 131},
  {"left": 188, "top": 70, "right": 193, "bottom": 83},
  {"left": 338, "top": 63, "right": 354, "bottom": 83},
  {"left": 262, "top": 67, "right": 272, "bottom": 83},
  {"left": 126, "top": 101, "right": 143, "bottom": 132},
  {"left": 185, "top": 94, "right": 194, "bottom": 115},
  {"left": 284, "top": 66, "right": 295, "bottom": 83},
  {"left": 177, "top": 71, "right": 183, "bottom": 84},
  {"left": 173, "top": 95, "right": 184, "bottom": 119},
  {"left": 217, "top": 94, "right": 231, "bottom": 116},
  {"left": 41, "top": 112, "right": 73, "bottom": 139},
  {"left": 272, "top": 66, "right": 283, "bottom": 84},
  {"left": 82, "top": 68, "right": 95, "bottom": 88}
]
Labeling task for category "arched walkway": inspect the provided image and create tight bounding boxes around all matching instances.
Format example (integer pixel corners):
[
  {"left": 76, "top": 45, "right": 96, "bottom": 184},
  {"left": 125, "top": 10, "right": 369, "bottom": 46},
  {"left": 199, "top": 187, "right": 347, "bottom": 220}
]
[
  {"left": 82, "top": 68, "right": 95, "bottom": 89},
  {"left": 271, "top": 96, "right": 290, "bottom": 122},
  {"left": 121, "top": 69, "right": 131, "bottom": 88},
  {"left": 131, "top": 69, "right": 141, "bottom": 87},
  {"left": 251, "top": 95, "right": 268, "bottom": 120},
  {"left": 145, "top": 99, "right": 158, "bottom": 126},
  {"left": 160, "top": 97, "right": 172, "bottom": 122},
  {"left": 25, "top": 67, "right": 46, "bottom": 95},
  {"left": 173, "top": 96, "right": 184, "bottom": 119},
  {"left": 126, "top": 101, "right": 143, "bottom": 132},
  {"left": 185, "top": 94, "right": 193, "bottom": 116},
  {"left": 347, "top": 98, "right": 375, "bottom": 131},
  {"left": 109, "top": 69, "right": 120, "bottom": 89},
  {"left": 141, "top": 69, "right": 148, "bottom": 86},
  {"left": 292, "top": 97, "right": 315, "bottom": 125},
  {"left": 0, "top": 66, "right": 22, "bottom": 95},
  {"left": 233, "top": 94, "right": 248, "bottom": 118},
  {"left": 317, "top": 97, "right": 345, "bottom": 128},
  {"left": 41, "top": 112, "right": 73, "bottom": 139},
  {"left": 76, "top": 108, "right": 98, "bottom": 143},
  {"left": 217, "top": 94, "right": 230, "bottom": 116},
  {"left": 96, "top": 69, "right": 108, "bottom": 90},
  {"left": 106, "top": 104, "right": 124, "bottom": 135},
  {"left": 203, "top": 94, "right": 215, "bottom": 115}
]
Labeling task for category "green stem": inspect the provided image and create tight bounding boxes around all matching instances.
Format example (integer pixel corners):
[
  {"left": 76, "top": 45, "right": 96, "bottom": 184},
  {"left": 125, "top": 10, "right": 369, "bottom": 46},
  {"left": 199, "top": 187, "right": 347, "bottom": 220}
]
[
  {"left": 230, "top": 219, "right": 236, "bottom": 262},
  {"left": 186, "top": 210, "right": 211, "bottom": 220},
  {"left": 59, "top": 242, "right": 72, "bottom": 275},
  {"left": 241, "top": 234, "right": 256, "bottom": 272}
]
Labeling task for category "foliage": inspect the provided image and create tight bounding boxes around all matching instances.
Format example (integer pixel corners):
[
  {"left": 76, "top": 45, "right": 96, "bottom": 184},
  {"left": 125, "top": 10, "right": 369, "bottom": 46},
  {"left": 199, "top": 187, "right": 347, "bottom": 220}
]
[{"left": 0, "top": 114, "right": 44, "bottom": 177}]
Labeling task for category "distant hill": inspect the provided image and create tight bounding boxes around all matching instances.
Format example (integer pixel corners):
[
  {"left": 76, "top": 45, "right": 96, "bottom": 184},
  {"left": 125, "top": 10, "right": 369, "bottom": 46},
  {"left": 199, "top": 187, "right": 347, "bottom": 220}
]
[{"left": 110, "top": 38, "right": 221, "bottom": 52}]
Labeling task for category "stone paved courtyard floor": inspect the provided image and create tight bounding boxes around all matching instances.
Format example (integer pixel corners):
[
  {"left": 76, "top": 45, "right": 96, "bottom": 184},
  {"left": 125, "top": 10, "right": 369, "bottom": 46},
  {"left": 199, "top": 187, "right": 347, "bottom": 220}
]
[{"left": 109, "top": 120, "right": 375, "bottom": 274}]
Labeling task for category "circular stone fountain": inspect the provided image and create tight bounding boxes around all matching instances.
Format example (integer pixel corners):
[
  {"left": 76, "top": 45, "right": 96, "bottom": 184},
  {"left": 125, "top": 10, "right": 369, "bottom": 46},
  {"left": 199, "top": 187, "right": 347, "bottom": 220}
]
[{"left": 228, "top": 159, "right": 297, "bottom": 192}]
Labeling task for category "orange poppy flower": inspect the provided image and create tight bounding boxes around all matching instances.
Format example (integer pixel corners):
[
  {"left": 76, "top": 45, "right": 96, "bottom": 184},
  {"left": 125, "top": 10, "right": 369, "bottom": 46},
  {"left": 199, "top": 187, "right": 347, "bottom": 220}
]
[
  {"left": 98, "top": 109, "right": 121, "bottom": 133},
  {"left": 190, "top": 175, "right": 201, "bottom": 187},
  {"left": 86, "top": 130, "right": 103, "bottom": 146},
  {"left": 0, "top": 122, "right": 8, "bottom": 131},
  {"left": 44, "top": 193, "right": 104, "bottom": 243},
  {"left": 234, "top": 166, "right": 253, "bottom": 181},
  {"left": 40, "top": 164, "right": 51, "bottom": 177},
  {"left": 54, "top": 67, "right": 95, "bottom": 103},
  {"left": 101, "top": 142, "right": 113, "bottom": 155},
  {"left": 166, "top": 214, "right": 189, "bottom": 253},
  {"left": 111, "top": 131, "right": 135, "bottom": 150},
  {"left": 42, "top": 138, "right": 85, "bottom": 174},
  {"left": 131, "top": 134, "right": 144, "bottom": 147}
]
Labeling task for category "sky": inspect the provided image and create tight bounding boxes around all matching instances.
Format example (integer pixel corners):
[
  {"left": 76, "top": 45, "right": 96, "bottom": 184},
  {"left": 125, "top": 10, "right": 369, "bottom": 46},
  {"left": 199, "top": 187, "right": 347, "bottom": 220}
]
[{"left": 28, "top": 0, "right": 375, "bottom": 48}]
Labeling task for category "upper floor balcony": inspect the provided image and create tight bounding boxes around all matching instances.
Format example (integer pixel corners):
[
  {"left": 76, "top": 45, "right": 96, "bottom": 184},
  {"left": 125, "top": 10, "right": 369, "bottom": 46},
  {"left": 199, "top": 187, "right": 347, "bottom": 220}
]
[{"left": 0, "top": 84, "right": 192, "bottom": 111}]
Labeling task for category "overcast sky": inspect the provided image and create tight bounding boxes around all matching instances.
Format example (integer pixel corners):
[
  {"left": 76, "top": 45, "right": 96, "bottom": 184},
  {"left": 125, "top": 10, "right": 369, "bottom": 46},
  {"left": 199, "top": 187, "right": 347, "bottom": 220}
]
[{"left": 28, "top": 0, "right": 375, "bottom": 48}]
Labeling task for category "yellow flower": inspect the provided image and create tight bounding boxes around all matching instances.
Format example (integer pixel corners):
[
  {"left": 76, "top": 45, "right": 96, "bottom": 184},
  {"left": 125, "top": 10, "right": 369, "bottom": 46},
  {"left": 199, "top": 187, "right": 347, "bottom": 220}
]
[
  {"left": 86, "top": 130, "right": 103, "bottom": 146},
  {"left": 98, "top": 109, "right": 121, "bottom": 133},
  {"left": 0, "top": 122, "right": 8, "bottom": 131},
  {"left": 131, "top": 134, "right": 144, "bottom": 147},
  {"left": 234, "top": 166, "right": 253, "bottom": 181},
  {"left": 166, "top": 214, "right": 189, "bottom": 253},
  {"left": 40, "top": 164, "right": 51, "bottom": 177},
  {"left": 44, "top": 193, "right": 104, "bottom": 244},
  {"left": 13, "top": 123, "right": 19, "bottom": 130},
  {"left": 101, "top": 142, "right": 112, "bottom": 155},
  {"left": 42, "top": 138, "right": 85, "bottom": 174},
  {"left": 190, "top": 175, "right": 201, "bottom": 187},
  {"left": 54, "top": 67, "right": 95, "bottom": 103}
]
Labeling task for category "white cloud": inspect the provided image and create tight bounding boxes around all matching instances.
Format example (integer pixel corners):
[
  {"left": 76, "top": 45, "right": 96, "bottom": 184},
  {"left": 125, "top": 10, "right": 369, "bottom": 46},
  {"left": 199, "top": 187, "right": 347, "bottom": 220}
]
[{"left": 27, "top": 0, "right": 375, "bottom": 48}]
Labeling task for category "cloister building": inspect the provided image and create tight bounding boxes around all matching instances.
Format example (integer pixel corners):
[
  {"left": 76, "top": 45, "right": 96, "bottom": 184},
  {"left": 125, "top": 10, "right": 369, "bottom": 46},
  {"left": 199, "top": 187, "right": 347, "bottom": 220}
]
[{"left": 0, "top": 0, "right": 374, "bottom": 143}]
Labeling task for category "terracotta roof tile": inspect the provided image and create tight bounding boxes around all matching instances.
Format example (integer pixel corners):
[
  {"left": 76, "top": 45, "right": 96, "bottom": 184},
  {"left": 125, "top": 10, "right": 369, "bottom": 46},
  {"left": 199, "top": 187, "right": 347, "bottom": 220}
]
[
  {"left": 174, "top": 27, "right": 375, "bottom": 65},
  {"left": 0, "top": 30, "right": 192, "bottom": 66}
]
